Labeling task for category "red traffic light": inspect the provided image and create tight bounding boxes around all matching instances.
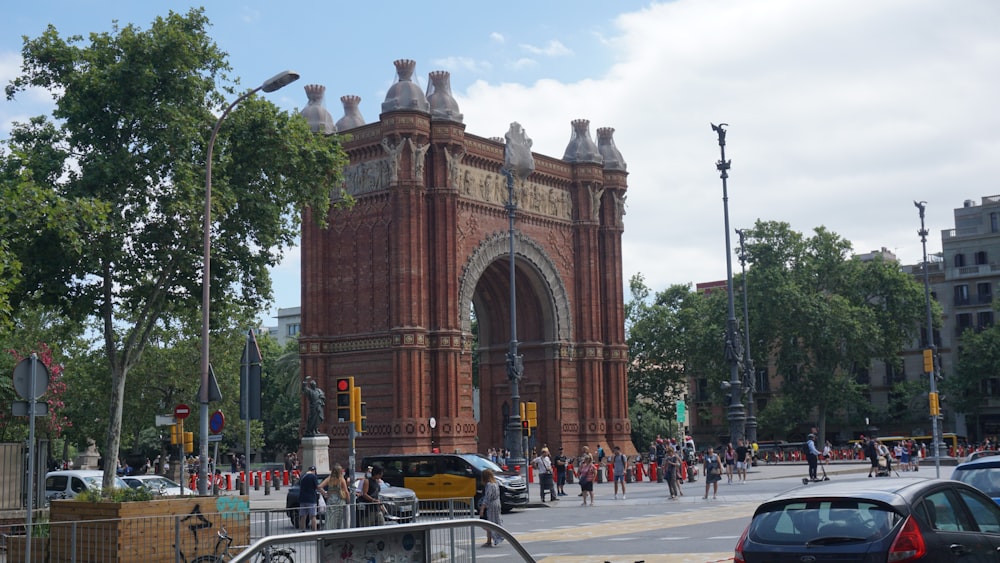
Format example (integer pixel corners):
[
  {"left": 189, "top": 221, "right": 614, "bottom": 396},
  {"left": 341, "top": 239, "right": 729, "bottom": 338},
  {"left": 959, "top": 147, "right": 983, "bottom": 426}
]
[
  {"left": 521, "top": 420, "right": 529, "bottom": 429},
  {"left": 337, "top": 378, "right": 351, "bottom": 392}
]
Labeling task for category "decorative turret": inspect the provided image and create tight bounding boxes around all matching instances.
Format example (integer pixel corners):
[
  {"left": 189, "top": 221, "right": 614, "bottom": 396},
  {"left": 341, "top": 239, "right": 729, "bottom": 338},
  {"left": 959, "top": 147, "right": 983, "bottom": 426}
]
[
  {"left": 335, "top": 95, "right": 366, "bottom": 131},
  {"left": 427, "top": 71, "right": 463, "bottom": 122},
  {"left": 299, "top": 84, "right": 336, "bottom": 135},
  {"left": 381, "top": 59, "right": 430, "bottom": 113},
  {"left": 562, "top": 119, "right": 602, "bottom": 164},
  {"left": 597, "top": 127, "right": 626, "bottom": 171}
]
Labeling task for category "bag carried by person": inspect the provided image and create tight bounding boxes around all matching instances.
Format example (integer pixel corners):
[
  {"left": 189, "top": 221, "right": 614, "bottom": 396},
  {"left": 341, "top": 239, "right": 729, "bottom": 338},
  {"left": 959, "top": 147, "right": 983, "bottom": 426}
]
[{"left": 708, "top": 455, "right": 722, "bottom": 476}]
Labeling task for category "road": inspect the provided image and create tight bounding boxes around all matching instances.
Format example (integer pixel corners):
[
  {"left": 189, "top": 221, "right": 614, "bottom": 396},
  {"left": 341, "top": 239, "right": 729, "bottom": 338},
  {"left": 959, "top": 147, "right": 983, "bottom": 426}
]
[{"left": 247, "top": 460, "right": 878, "bottom": 562}]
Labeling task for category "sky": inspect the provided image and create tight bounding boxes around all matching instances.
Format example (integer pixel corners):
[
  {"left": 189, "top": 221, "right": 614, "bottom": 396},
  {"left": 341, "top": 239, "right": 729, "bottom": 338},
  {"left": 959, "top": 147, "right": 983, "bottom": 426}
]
[{"left": 3, "top": 0, "right": 999, "bottom": 326}]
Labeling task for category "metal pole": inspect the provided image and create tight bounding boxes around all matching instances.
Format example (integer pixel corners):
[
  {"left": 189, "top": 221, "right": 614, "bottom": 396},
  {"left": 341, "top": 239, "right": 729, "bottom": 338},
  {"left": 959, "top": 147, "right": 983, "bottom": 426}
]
[
  {"left": 712, "top": 123, "right": 745, "bottom": 446},
  {"left": 25, "top": 354, "right": 38, "bottom": 563},
  {"left": 503, "top": 168, "right": 526, "bottom": 473},
  {"left": 201, "top": 71, "right": 299, "bottom": 494},
  {"left": 915, "top": 201, "right": 941, "bottom": 478},
  {"left": 736, "top": 229, "right": 757, "bottom": 445}
]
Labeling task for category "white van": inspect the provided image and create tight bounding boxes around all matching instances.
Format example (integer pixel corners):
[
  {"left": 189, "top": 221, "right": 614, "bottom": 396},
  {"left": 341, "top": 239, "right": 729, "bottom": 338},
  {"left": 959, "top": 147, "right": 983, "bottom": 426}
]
[{"left": 45, "top": 470, "right": 128, "bottom": 500}]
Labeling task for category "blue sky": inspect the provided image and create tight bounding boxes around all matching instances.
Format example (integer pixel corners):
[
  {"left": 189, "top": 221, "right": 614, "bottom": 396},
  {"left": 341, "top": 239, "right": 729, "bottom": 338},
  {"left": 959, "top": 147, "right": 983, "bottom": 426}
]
[{"left": 4, "top": 1, "right": 1000, "bottom": 326}]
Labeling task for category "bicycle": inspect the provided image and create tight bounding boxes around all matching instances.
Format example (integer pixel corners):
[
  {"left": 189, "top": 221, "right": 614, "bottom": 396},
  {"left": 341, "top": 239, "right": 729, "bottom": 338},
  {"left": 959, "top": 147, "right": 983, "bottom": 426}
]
[{"left": 190, "top": 527, "right": 295, "bottom": 563}]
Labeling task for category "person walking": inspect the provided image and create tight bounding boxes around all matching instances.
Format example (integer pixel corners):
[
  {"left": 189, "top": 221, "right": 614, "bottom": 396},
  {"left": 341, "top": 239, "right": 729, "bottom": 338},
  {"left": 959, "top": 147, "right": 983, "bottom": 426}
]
[
  {"left": 478, "top": 468, "right": 504, "bottom": 547},
  {"left": 611, "top": 446, "right": 628, "bottom": 499},
  {"left": 724, "top": 443, "right": 736, "bottom": 484},
  {"left": 577, "top": 454, "right": 597, "bottom": 506},
  {"left": 298, "top": 466, "right": 320, "bottom": 531},
  {"left": 319, "top": 464, "right": 350, "bottom": 529},
  {"left": 533, "top": 447, "right": 558, "bottom": 502},
  {"left": 664, "top": 446, "right": 681, "bottom": 499},
  {"left": 555, "top": 447, "right": 569, "bottom": 496},
  {"left": 703, "top": 447, "right": 722, "bottom": 500},
  {"left": 358, "top": 465, "right": 385, "bottom": 527},
  {"left": 735, "top": 439, "right": 749, "bottom": 483},
  {"left": 806, "top": 433, "right": 821, "bottom": 481}
]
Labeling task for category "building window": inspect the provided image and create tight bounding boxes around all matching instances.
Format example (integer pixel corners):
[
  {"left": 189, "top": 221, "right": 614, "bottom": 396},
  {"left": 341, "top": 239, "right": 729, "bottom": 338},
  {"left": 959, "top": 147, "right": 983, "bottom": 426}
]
[
  {"left": 696, "top": 378, "right": 709, "bottom": 402},
  {"left": 956, "top": 313, "right": 973, "bottom": 335},
  {"left": 854, "top": 365, "right": 870, "bottom": 385},
  {"left": 955, "top": 253, "right": 966, "bottom": 267},
  {"left": 976, "top": 251, "right": 988, "bottom": 265},
  {"left": 992, "top": 212, "right": 1000, "bottom": 233},
  {"left": 978, "top": 311, "right": 994, "bottom": 330},
  {"left": 287, "top": 323, "right": 300, "bottom": 337},
  {"left": 755, "top": 367, "right": 770, "bottom": 393},
  {"left": 955, "top": 284, "right": 970, "bottom": 306},
  {"left": 978, "top": 282, "right": 993, "bottom": 304}
]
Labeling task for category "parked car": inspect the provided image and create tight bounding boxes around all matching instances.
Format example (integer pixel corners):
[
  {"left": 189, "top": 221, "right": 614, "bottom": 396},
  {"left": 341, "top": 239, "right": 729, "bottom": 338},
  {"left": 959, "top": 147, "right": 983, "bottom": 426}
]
[
  {"left": 734, "top": 477, "right": 1000, "bottom": 562},
  {"left": 952, "top": 456, "right": 1000, "bottom": 504},
  {"left": 966, "top": 450, "right": 1000, "bottom": 462},
  {"left": 362, "top": 453, "right": 529, "bottom": 513},
  {"left": 45, "top": 470, "right": 128, "bottom": 501},
  {"left": 122, "top": 474, "right": 196, "bottom": 496},
  {"left": 285, "top": 474, "right": 419, "bottom": 528}
]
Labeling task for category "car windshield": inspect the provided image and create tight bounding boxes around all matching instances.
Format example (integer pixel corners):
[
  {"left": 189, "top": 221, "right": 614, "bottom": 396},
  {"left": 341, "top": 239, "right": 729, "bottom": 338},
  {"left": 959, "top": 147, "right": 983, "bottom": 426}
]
[
  {"left": 138, "top": 477, "right": 180, "bottom": 489},
  {"left": 462, "top": 455, "right": 503, "bottom": 472},
  {"left": 82, "top": 475, "right": 128, "bottom": 489},
  {"left": 954, "top": 467, "right": 1000, "bottom": 497},
  {"left": 749, "top": 499, "right": 901, "bottom": 545}
]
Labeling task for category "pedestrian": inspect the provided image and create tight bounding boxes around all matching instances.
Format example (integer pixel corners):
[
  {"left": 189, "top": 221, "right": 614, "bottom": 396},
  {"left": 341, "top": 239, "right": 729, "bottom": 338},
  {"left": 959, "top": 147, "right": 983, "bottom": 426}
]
[
  {"left": 724, "top": 442, "right": 735, "bottom": 484},
  {"left": 298, "top": 466, "right": 320, "bottom": 531},
  {"left": 319, "top": 464, "right": 350, "bottom": 529},
  {"left": 532, "top": 447, "right": 558, "bottom": 502},
  {"left": 664, "top": 446, "right": 681, "bottom": 499},
  {"left": 359, "top": 465, "right": 385, "bottom": 526},
  {"left": 478, "top": 468, "right": 504, "bottom": 547},
  {"left": 865, "top": 436, "right": 879, "bottom": 477},
  {"left": 577, "top": 454, "right": 597, "bottom": 506},
  {"left": 805, "top": 433, "right": 820, "bottom": 481},
  {"left": 596, "top": 444, "right": 606, "bottom": 465},
  {"left": 735, "top": 439, "right": 749, "bottom": 483},
  {"left": 555, "top": 447, "right": 569, "bottom": 496},
  {"left": 703, "top": 447, "right": 722, "bottom": 500},
  {"left": 577, "top": 445, "right": 591, "bottom": 496},
  {"left": 611, "top": 446, "right": 628, "bottom": 499}
]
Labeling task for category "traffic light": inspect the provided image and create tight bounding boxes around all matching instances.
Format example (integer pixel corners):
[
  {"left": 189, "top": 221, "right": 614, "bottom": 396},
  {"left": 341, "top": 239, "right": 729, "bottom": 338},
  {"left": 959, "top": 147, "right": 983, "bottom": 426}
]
[
  {"left": 169, "top": 422, "right": 181, "bottom": 445},
  {"left": 929, "top": 391, "right": 940, "bottom": 416},
  {"left": 923, "top": 349, "right": 934, "bottom": 373},
  {"left": 183, "top": 431, "right": 194, "bottom": 454},
  {"left": 521, "top": 419, "right": 530, "bottom": 436},
  {"left": 526, "top": 401, "right": 538, "bottom": 429},
  {"left": 336, "top": 377, "right": 355, "bottom": 422},
  {"left": 351, "top": 385, "right": 366, "bottom": 433},
  {"left": 519, "top": 401, "right": 526, "bottom": 421}
]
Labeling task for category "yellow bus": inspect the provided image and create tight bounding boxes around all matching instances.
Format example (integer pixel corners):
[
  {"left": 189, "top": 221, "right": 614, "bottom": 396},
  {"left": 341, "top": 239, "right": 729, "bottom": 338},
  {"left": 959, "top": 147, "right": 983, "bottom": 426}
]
[{"left": 849, "top": 433, "right": 965, "bottom": 455}]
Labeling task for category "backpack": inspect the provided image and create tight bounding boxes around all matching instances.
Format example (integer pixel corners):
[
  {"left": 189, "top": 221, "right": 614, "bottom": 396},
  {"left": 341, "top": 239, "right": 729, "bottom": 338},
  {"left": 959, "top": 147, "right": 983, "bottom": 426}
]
[{"left": 802, "top": 441, "right": 810, "bottom": 455}]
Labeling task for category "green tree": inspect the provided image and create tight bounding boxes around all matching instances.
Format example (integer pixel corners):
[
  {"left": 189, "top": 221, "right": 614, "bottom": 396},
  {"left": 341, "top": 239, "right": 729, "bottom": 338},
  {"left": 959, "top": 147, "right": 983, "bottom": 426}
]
[
  {"left": 946, "top": 325, "right": 1000, "bottom": 440},
  {"left": 5, "top": 9, "right": 348, "bottom": 488},
  {"left": 744, "top": 221, "right": 927, "bottom": 440}
]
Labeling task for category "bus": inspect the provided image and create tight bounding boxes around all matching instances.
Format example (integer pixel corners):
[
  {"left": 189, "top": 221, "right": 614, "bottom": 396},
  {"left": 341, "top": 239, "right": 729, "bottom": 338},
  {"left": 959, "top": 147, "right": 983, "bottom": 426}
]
[{"left": 849, "top": 433, "right": 966, "bottom": 456}]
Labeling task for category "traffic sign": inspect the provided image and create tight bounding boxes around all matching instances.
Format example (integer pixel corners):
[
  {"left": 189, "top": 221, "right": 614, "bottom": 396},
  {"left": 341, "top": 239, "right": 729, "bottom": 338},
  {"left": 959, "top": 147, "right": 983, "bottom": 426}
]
[
  {"left": 155, "top": 414, "right": 177, "bottom": 427},
  {"left": 13, "top": 357, "right": 50, "bottom": 401},
  {"left": 209, "top": 410, "right": 225, "bottom": 434},
  {"left": 174, "top": 404, "right": 191, "bottom": 419},
  {"left": 12, "top": 401, "right": 48, "bottom": 417},
  {"left": 207, "top": 434, "right": 223, "bottom": 443}
]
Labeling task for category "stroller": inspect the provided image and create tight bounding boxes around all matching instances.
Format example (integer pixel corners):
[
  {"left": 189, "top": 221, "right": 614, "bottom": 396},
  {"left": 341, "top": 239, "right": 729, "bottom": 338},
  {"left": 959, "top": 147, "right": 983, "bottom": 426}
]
[{"left": 875, "top": 455, "right": 892, "bottom": 477}]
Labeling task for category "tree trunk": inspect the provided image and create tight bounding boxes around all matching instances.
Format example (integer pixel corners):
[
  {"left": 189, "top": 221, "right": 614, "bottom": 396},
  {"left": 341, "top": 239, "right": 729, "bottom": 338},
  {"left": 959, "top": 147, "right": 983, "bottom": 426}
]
[{"left": 102, "top": 363, "right": 128, "bottom": 489}]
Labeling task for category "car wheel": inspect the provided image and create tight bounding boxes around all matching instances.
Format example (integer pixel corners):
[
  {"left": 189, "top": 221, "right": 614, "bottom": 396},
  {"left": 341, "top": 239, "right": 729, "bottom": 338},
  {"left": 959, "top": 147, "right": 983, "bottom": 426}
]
[{"left": 501, "top": 505, "right": 514, "bottom": 514}]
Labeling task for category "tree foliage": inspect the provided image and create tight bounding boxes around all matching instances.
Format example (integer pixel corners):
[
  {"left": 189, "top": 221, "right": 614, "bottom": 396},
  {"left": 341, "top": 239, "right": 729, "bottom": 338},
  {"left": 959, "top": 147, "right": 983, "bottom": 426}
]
[
  {"left": 946, "top": 324, "right": 1000, "bottom": 439},
  {"left": 4, "top": 8, "right": 348, "bottom": 488}
]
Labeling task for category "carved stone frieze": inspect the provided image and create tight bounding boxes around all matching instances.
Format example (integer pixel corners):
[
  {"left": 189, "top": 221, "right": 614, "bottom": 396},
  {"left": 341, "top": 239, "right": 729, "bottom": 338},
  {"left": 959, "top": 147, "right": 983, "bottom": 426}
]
[{"left": 454, "top": 164, "right": 572, "bottom": 220}]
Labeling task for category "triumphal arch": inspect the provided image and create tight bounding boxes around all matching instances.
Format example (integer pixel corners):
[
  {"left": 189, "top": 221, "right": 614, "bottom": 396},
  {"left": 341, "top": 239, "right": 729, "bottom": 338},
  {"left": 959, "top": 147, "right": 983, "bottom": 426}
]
[{"left": 298, "top": 60, "right": 630, "bottom": 459}]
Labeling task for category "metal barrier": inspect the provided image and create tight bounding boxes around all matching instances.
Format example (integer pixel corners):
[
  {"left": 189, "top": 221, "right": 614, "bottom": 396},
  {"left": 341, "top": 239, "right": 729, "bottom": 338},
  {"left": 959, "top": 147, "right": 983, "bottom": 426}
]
[{"left": 230, "top": 519, "right": 535, "bottom": 563}]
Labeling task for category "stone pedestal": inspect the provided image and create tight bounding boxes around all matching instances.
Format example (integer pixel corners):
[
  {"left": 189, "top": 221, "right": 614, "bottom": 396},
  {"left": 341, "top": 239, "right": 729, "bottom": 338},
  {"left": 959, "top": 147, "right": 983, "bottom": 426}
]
[
  {"left": 74, "top": 439, "right": 101, "bottom": 469},
  {"left": 301, "top": 435, "right": 330, "bottom": 474}
]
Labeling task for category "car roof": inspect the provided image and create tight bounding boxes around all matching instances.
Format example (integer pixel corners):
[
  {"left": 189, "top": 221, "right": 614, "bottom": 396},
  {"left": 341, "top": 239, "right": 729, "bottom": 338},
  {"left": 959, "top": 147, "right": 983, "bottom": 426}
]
[
  {"left": 761, "top": 478, "right": 940, "bottom": 507},
  {"left": 956, "top": 456, "right": 1000, "bottom": 469},
  {"left": 46, "top": 470, "right": 107, "bottom": 477}
]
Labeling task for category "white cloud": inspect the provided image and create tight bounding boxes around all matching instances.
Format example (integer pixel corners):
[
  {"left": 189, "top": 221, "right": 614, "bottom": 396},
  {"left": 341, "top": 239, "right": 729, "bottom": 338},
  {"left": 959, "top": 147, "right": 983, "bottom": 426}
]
[
  {"left": 519, "top": 39, "right": 572, "bottom": 57},
  {"left": 506, "top": 57, "right": 538, "bottom": 72},
  {"left": 431, "top": 56, "right": 493, "bottom": 75},
  {"left": 456, "top": 0, "right": 1000, "bottom": 291},
  {"left": 490, "top": 32, "right": 504, "bottom": 43}
]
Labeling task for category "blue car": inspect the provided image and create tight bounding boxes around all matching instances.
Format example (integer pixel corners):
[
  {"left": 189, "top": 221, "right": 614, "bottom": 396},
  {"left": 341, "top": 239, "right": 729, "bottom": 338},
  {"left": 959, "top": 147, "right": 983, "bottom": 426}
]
[{"left": 952, "top": 456, "right": 1000, "bottom": 504}]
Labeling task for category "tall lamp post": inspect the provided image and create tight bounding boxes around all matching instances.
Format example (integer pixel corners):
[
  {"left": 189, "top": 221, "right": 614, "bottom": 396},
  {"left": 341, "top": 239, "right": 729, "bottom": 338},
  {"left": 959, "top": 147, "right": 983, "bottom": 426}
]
[
  {"left": 501, "top": 123, "right": 535, "bottom": 473},
  {"left": 200, "top": 70, "right": 300, "bottom": 494},
  {"left": 736, "top": 228, "right": 757, "bottom": 445},
  {"left": 712, "top": 122, "right": 745, "bottom": 446},
  {"left": 914, "top": 200, "right": 941, "bottom": 478}
]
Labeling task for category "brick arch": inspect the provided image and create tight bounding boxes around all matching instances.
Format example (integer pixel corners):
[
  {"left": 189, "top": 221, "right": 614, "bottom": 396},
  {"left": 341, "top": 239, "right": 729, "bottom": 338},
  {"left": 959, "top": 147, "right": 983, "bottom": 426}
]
[{"left": 458, "top": 230, "right": 572, "bottom": 343}]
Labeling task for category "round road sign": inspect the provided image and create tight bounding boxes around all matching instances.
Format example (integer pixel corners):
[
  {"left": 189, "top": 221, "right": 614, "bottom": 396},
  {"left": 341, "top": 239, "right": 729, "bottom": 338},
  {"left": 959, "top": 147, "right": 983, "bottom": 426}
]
[
  {"left": 174, "top": 404, "right": 191, "bottom": 420},
  {"left": 13, "top": 357, "right": 50, "bottom": 401},
  {"left": 209, "top": 410, "right": 225, "bottom": 434}
]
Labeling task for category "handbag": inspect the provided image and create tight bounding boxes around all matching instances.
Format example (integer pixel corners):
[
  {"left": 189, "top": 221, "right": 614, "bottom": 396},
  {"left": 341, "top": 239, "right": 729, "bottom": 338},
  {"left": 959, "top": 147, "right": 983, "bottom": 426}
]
[{"left": 709, "top": 456, "right": 722, "bottom": 476}]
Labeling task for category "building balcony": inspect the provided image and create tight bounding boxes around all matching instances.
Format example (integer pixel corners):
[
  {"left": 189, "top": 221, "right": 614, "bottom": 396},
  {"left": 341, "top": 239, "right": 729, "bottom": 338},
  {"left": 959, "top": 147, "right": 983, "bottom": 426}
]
[{"left": 946, "top": 263, "right": 1000, "bottom": 281}]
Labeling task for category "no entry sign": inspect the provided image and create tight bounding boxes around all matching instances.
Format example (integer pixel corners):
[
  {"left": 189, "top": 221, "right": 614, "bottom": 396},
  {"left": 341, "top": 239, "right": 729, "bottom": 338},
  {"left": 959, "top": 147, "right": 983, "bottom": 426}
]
[{"left": 174, "top": 403, "right": 191, "bottom": 420}]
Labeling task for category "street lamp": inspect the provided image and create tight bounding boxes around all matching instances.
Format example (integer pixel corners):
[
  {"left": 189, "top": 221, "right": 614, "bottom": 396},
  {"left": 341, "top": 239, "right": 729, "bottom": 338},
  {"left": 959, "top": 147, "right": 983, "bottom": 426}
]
[
  {"left": 200, "top": 70, "right": 300, "bottom": 494},
  {"left": 501, "top": 122, "right": 535, "bottom": 474},
  {"left": 914, "top": 200, "right": 941, "bottom": 478},
  {"left": 711, "top": 122, "right": 745, "bottom": 446},
  {"left": 736, "top": 228, "right": 757, "bottom": 445}
]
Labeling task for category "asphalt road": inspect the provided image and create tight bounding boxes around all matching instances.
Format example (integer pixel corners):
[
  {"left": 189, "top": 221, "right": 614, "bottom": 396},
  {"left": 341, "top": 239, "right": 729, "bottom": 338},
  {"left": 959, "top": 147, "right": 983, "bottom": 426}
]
[{"left": 243, "top": 460, "right": 891, "bottom": 562}]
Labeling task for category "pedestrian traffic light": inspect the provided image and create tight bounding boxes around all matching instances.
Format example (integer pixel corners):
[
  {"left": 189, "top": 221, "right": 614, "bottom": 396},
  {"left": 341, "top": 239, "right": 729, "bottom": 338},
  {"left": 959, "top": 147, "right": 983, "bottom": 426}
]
[
  {"left": 359, "top": 401, "right": 367, "bottom": 433},
  {"left": 183, "top": 431, "right": 194, "bottom": 454},
  {"left": 526, "top": 401, "right": 538, "bottom": 429},
  {"left": 923, "top": 349, "right": 934, "bottom": 373},
  {"left": 521, "top": 419, "right": 530, "bottom": 436},
  {"left": 336, "top": 377, "right": 355, "bottom": 422},
  {"left": 519, "top": 401, "right": 526, "bottom": 421}
]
